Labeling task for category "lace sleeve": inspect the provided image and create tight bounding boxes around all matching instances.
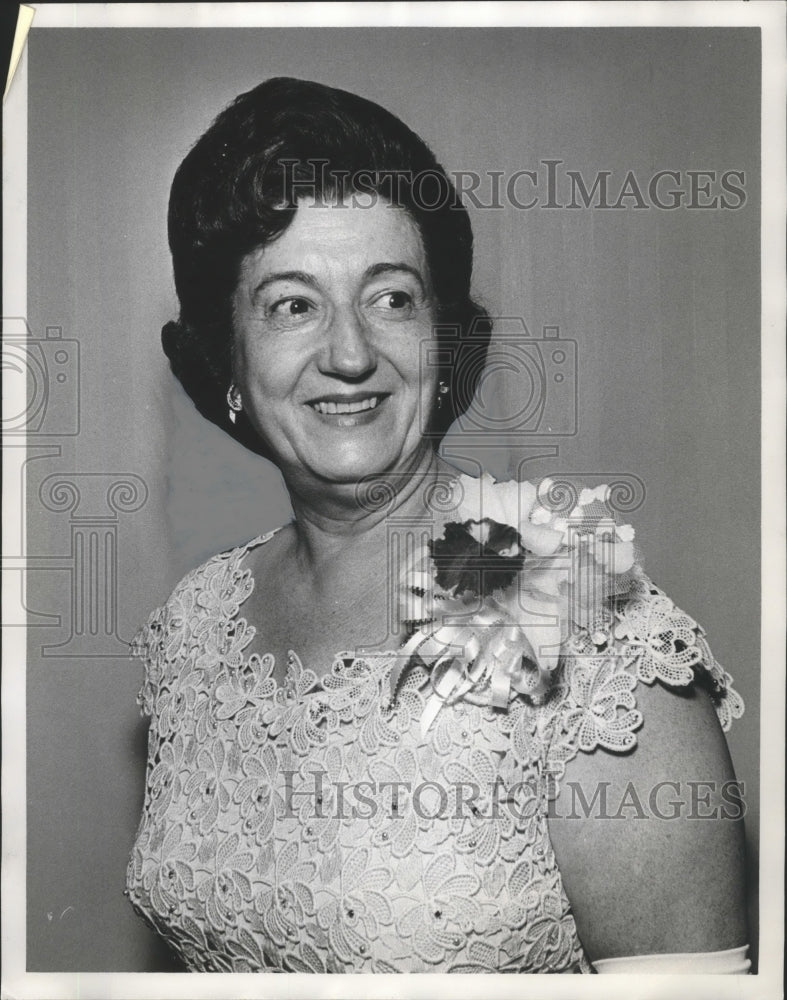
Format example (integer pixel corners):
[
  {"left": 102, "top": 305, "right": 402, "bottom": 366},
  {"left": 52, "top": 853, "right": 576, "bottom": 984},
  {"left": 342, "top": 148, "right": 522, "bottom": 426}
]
[
  {"left": 611, "top": 570, "right": 745, "bottom": 732},
  {"left": 539, "top": 480, "right": 743, "bottom": 731},
  {"left": 129, "top": 542, "right": 259, "bottom": 718},
  {"left": 545, "top": 566, "right": 745, "bottom": 781},
  {"left": 130, "top": 569, "right": 199, "bottom": 717},
  {"left": 130, "top": 607, "right": 167, "bottom": 717}
]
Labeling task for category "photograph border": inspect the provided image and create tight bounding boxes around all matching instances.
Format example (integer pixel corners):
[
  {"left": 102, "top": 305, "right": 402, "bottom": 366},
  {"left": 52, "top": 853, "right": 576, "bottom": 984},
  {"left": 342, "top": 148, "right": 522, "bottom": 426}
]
[{"left": 2, "top": 3, "right": 784, "bottom": 998}]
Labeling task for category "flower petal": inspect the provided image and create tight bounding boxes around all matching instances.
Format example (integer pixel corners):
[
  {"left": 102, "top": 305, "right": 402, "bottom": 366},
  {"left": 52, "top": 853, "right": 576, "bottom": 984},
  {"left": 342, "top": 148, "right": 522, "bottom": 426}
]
[{"left": 517, "top": 522, "right": 564, "bottom": 557}]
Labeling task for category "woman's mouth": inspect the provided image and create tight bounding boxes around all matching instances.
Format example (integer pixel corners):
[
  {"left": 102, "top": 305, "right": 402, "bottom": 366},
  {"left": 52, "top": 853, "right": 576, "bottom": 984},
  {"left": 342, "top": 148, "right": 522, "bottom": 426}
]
[
  {"left": 307, "top": 393, "right": 389, "bottom": 426},
  {"left": 311, "top": 395, "right": 380, "bottom": 415}
]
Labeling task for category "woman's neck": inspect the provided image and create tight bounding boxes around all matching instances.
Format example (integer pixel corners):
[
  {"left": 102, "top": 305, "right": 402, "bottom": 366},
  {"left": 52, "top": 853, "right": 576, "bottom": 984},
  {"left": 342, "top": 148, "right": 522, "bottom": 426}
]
[{"left": 283, "top": 448, "right": 458, "bottom": 574}]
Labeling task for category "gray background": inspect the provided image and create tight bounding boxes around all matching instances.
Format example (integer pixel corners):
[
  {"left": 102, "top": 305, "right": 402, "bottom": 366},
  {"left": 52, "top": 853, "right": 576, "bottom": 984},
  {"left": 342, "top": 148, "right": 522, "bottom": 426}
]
[{"left": 25, "top": 27, "right": 760, "bottom": 971}]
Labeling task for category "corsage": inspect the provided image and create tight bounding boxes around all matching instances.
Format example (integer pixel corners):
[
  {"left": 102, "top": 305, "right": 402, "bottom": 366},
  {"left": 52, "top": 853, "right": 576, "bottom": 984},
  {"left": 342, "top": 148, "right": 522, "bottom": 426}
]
[{"left": 390, "top": 473, "right": 638, "bottom": 734}]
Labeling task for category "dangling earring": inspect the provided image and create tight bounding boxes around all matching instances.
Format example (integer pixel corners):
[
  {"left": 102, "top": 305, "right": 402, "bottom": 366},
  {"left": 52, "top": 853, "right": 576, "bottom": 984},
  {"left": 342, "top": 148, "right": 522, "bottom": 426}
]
[
  {"left": 437, "top": 380, "right": 450, "bottom": 410},
  {"left": 227, "top": 384, "right": 242, "bottom": 424}
]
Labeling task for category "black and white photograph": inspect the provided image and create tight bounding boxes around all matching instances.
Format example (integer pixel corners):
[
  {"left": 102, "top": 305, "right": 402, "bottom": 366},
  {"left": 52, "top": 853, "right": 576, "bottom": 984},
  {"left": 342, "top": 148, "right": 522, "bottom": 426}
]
[{"left": 2, "top": 2, "right": 784, "bottom": 997}]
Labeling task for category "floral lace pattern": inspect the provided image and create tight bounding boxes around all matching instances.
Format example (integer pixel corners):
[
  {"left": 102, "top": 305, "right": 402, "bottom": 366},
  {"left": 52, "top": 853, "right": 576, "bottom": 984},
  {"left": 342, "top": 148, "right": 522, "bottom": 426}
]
[{"left": 127, "top": 531, "right": 743, "bottom": 973}]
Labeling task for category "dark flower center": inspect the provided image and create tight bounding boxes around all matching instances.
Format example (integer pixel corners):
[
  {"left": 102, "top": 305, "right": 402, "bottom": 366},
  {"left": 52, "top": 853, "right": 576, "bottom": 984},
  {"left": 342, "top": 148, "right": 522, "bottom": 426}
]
[{"left": 428, "top": 519, "right": 527, "bottom": 599}]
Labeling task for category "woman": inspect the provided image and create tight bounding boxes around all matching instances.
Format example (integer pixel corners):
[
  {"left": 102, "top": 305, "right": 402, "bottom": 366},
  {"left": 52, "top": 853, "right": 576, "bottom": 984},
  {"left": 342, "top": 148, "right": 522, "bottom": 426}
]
[{"left": 127, "top": 77, "right": 749, "bottom": 974}]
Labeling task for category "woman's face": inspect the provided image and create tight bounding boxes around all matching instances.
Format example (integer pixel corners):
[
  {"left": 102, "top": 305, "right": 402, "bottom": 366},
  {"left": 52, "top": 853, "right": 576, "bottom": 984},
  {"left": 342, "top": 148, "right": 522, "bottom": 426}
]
[{"left": 231, "top": 198, "right": 439, "bottom": 486}]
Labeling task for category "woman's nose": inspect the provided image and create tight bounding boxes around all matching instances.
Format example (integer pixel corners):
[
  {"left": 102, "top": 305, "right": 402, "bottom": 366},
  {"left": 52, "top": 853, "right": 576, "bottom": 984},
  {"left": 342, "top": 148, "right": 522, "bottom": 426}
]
[{"left": 320, "top": 307, "right": 377, "bottom": 379}]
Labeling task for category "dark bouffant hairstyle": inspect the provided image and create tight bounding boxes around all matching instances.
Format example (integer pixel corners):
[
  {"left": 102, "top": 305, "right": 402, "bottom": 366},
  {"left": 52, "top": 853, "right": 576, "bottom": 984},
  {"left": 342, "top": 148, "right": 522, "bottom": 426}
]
[{"left": 162, "top": 77, "right": 492, "bottom": 454}]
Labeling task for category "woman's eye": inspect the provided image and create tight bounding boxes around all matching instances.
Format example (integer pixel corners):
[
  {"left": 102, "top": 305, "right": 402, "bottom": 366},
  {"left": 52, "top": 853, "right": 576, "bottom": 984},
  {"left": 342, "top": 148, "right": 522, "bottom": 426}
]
[
  {"left": 371, "top": 290, "right": 415, "bottom": 314},
  {"left": 270, "top": 297, "right": 313, "bottom": 319}
]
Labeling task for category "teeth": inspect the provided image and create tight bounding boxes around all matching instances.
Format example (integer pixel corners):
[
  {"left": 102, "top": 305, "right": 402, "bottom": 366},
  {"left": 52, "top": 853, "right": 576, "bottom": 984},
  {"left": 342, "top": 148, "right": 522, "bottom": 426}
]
[{"left": 313, "top": 396, "right": 379, "bottom": 415}]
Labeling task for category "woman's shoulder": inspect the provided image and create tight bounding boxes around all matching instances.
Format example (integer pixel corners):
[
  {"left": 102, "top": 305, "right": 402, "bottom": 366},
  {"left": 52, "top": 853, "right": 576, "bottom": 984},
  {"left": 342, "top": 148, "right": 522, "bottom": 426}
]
[
  {"left": 130, "top": 527, "right": 285, "bottom": 714},
  {"left": 538, "top": 540, "right": 749, "bottom": 959},
  {"left": 559, "top": 566, "right": 743, "bottom": 732},
  {"left": 521, "top": 474, "right": 744, "bottom": 739},
  {"left": 535, "top": 563, "right": 745, "bottom": 797},
  {"left": 547, "top": 636, "right": 749, "bottom": 961},
  {"left": 134, "top": 528, "right": 280, "bottom": 635}
]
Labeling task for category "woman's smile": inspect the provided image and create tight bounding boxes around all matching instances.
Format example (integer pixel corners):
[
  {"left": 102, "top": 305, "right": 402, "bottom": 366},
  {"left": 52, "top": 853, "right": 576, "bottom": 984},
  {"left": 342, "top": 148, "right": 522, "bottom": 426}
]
[{"left": 307, "top": 391, "right": 389, "bottom": 425}]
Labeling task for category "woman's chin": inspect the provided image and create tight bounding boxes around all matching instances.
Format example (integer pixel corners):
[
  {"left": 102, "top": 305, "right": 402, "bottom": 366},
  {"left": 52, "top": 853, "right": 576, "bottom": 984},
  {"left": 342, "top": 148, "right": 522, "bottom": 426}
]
[
  {"left": 299, "top": 448, "right": 403, "bottom": 486},
  {"left": 285, "top": 408, "right": 425, "bottom": 486}
]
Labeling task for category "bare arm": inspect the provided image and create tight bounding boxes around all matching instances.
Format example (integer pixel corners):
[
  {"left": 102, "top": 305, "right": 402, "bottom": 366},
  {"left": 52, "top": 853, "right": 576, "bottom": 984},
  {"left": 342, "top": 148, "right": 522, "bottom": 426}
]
[{"left": 547, "top": 680, "right": 748, "bottom": 962}]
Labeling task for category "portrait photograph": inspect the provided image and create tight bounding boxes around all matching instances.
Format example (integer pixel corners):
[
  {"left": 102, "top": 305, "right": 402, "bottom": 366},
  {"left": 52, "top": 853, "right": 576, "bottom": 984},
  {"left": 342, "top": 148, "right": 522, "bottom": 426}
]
[{"left": 2, "top": 3, "right": 784, "bottom": 998}]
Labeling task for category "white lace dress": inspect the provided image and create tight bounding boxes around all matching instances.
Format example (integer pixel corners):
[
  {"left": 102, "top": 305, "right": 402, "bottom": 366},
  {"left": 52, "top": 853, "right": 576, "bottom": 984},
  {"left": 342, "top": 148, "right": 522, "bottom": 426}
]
[{"left": 125, "top": 530, "right": 744, "bottom": 973}]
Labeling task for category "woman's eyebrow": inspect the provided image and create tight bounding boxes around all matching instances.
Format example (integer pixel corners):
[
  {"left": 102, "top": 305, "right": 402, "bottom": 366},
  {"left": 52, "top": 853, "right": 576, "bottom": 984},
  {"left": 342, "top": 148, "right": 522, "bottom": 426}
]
[
  {"left": 252, "top": 270, "right": 320, "bottom": 298},
  {"left": 252, "top": 262, "right": 427, "bottom": 299},
  {"left": 364, "top": 262, "right": 426, "bottom": 291}
]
